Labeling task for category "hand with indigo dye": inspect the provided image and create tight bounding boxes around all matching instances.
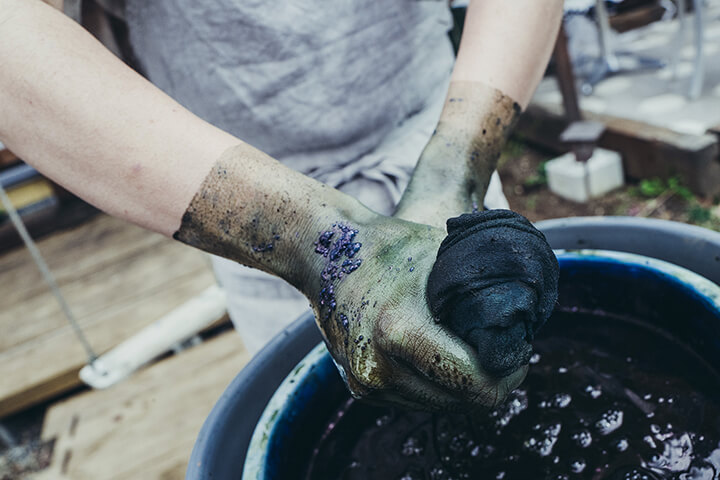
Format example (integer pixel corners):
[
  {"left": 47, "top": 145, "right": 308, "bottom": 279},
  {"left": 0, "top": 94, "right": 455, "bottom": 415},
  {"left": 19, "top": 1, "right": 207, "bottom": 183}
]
[
  {"left": 168, "top": 146, "right": 526, "bottom": 410},
  {"left": 304, "top": 215, "right": 532, "bottom": 411},
  {"left": 167, "top": 89, "right": 558, "bottom": 411}
]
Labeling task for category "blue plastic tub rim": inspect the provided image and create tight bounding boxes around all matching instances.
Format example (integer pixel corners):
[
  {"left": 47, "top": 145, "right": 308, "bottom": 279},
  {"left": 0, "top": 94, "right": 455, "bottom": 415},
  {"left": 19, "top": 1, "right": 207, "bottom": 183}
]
[{"left": 242, "top": 249, "right": 720, "bottom": 480}]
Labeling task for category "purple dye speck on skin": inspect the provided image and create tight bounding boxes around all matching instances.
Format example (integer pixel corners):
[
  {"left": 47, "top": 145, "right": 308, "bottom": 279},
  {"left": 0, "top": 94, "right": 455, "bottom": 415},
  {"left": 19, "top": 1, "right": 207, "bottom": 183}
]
[
  {"left": 314, "top": 223, "right": 363, "bottom": 320},
  {"left": 252, "top": 242, "right": 273, "bottom": 253}
]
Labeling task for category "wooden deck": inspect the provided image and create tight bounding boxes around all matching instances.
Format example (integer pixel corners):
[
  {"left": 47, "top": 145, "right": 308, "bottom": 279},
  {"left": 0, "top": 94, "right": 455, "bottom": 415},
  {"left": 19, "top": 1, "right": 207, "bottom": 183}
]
[
  {"left": 0, "top": 214, "right": 254, "bottom": 479},
  {"left": 0, "top": 214, "right": 217, "bottom": 417},
  {"left": 33, "top": 331, "right": 248, "bottom": 480}
]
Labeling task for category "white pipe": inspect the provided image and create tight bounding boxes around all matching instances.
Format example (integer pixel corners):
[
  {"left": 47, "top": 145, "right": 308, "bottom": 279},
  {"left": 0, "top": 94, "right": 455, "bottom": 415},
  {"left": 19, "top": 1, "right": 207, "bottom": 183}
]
[{"left": 79, "top": 285, "right": 227, "bottom": 389}]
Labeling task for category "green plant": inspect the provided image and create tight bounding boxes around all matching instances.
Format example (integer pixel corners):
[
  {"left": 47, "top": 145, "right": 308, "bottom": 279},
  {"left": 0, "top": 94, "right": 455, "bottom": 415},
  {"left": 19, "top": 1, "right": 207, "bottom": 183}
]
[
  {"left": 525, "top": 194, "right": 537, "bottom": 210},
  {"left": 638, "top": 178, "right": 665, "bottom": 197},
  {"left": 498, "top": 138, "right": 526, "bottom": 167},
  {"left": 523, "top": 161, "right": 548, "bottom": 188},
  {"left": 636, "top": 177, "right": 694, "bottom": 201},
  {"left": 666, "top": 177, "right": 693, "bottom": 201},
  {"left": 688, "top": 204, "right": 712, "bottom": 223}
]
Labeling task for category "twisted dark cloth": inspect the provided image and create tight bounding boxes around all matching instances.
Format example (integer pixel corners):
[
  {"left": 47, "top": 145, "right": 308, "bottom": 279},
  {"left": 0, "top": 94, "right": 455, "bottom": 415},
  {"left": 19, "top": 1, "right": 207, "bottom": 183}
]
[{"left": 427, "top": 210, "right": 559, "bottom": 378}]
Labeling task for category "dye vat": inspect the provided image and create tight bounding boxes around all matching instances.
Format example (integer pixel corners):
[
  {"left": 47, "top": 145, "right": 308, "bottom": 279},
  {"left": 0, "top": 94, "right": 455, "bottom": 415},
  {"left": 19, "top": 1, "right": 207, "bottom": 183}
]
[
  {"left": 243, "top": 251, "right": 720, "bottom": 480},
  {"left": 187, "top": 218, "right": 720, "bottom": 480},
  {"left": 305, "top": 312, "right": 720, "bottom": 480}
]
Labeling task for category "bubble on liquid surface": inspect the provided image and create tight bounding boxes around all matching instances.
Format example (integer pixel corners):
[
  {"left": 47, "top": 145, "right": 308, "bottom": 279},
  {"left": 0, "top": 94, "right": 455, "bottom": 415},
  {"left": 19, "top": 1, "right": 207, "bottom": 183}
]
[
  {"left": 524, "top": 423, "right": 561, "bottom": 457},
  {"left": 615, "top": 438, "right": 629, "bottom": 452},
  {"left": 572, "top": 430, "right": 593, "bottom": 448},
  {"left": 595, "top": 409, "right": 624, "bottom": 436},
  {"left": 585, "top": 384, "right": 602, "bottom": 399},
  {"left": 401, "top": 433, "right": 426, "bottom": 457},
  {"left": 492, "top": 389, "right": 528, "bottom": 429},
  {"left": 570, "top": 458, "right": 586, "bottom": 473}
]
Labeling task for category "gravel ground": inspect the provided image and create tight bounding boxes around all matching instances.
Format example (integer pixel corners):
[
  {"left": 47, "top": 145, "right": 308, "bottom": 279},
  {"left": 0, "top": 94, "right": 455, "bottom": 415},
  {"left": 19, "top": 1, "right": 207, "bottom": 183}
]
[{"left": 498, "top": 141, "right": 720, "bottom": 232}]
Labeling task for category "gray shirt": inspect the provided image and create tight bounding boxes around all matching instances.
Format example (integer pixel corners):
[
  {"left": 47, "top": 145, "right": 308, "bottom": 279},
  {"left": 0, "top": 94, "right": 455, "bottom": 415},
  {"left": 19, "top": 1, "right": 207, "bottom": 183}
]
[{"left": 125, "top": 0, "right": 455, "bottom": 175}]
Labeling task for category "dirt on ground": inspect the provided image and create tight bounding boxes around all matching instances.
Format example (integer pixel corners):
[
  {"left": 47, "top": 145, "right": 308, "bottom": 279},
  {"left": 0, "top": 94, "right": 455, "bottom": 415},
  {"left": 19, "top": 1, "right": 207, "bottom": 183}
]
[
  {"left": 497, "top": 142, "right": 720, "bottom": 232},
  {"left": 0, "top": 403, "right": 53, "bottom": 480}
]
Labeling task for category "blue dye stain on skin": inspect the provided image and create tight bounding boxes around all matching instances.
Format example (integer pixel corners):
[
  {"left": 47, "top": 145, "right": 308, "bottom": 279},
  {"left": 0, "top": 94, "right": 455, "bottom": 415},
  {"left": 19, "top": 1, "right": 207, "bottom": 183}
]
[
  {"left": 314, "top": 223, "right": 363, "bottom": 322},
  {"left": 252, "top": 242, "right": 274, "bottom": 253},
  {"left": 251, "top": 233, "right": 279, "bottom": 253},
  {"left": 338, "top": 314, "right": 349, "bottom": 331}
]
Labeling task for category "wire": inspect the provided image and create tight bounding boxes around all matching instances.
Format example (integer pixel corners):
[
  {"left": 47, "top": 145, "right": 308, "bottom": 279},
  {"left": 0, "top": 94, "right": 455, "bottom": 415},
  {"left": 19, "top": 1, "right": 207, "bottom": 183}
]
[{"left": 0, "top": 182, "right": 99, "bottom": 365}]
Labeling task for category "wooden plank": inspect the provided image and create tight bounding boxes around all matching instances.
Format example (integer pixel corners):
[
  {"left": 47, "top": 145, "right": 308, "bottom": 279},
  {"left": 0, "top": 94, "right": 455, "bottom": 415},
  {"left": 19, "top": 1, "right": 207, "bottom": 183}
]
[
  {"left": 1, "top": 215, "right": 187, "bottom": 349},
  {"left": 517, "top": 103, "right": 720, "bottom": 197},
  {"left": 708, "top": 124, "right": 720, "bottom": 140},
  {"left": 34, "top": 332, "right": 249, "bottom": 480},
  {"left": 610, "top": 4, "right": 666, "bottom": 33},
  {"left": 553, "top": 24, "right": 582, "bottom": 123},
  {"left": 0, "top": 199, "right": 99, "bottom": 254},
  {"left": 0, "top": 215, "right": 217, "bottom": 417},
  {"left": 0, "top": 148, "right": 19, "bottom": 169}
]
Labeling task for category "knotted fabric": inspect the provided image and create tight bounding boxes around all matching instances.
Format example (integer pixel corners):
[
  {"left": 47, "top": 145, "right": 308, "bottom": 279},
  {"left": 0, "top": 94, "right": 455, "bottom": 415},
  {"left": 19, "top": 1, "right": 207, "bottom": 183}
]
[{"left": 427, "top": 210, "right": 559, "bottom": 378}]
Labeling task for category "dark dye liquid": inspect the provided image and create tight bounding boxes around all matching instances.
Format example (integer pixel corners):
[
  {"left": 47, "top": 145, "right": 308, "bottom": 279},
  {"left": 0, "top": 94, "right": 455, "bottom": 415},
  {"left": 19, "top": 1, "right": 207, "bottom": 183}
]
[{"left": 305, "top": 312, "right": 720, "bottom": 480}]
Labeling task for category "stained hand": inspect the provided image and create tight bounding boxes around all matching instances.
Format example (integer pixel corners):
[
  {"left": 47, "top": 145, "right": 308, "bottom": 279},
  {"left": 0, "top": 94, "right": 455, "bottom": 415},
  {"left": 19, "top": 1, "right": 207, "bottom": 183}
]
[{"left": 306, "top": 215, "right": 530, "bottom": 411}]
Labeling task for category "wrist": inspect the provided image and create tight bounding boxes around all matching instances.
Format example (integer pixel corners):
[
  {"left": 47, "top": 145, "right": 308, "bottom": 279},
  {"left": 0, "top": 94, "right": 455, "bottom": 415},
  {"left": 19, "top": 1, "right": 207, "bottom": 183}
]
[
  {"left": 430, "top": 81, "right": 521, "bottom": 196},
  {"left": 291, "top": 198, "right": 381, "bottom": 305},
  {"left": 395, "top": 81, "right": 520, "bottom": 226},
  {"left": 172, "top": 143, "right": 380, "bottom": 298}
]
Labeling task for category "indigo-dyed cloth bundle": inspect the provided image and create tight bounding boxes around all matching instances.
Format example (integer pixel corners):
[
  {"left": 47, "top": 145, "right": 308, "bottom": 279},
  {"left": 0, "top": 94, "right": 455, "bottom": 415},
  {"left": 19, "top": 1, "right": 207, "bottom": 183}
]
[{"left": 427, "top": 210, "right": 559, "bottom": 377}]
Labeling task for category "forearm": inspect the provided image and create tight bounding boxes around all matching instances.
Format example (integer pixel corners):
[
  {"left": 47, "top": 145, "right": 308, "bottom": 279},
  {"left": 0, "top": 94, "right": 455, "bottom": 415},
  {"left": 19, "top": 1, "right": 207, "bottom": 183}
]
[
  {"left": 452, "top": 0, "right": 564, "bottom": 108},
  {"left": 173, "top": 145, "right": 379, "bottom": 295},
  {"left": 395, "top": 0, "right": 563, "bottom": 227},
  {"left": 0, "top": 0, "right": 235, "bottom": 235},
  {"left": 0, "top": 0, "right": 376, "bottom": 296}
]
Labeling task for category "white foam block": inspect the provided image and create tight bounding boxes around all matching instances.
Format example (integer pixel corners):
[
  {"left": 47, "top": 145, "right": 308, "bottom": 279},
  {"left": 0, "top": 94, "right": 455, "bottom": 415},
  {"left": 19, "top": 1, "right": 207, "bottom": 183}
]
[{"left": 546, "top": 148, "right": 624, "bottom": 203}]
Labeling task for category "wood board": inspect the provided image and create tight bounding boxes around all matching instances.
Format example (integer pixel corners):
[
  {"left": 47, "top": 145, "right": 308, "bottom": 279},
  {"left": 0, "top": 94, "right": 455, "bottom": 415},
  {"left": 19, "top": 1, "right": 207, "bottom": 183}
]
[
  {"left": 33, "top": 331, "right": 249, "bottom": 480},
  {"left": 516, "top": 103, "right": 720, "bottom": 197},
  {"left": 0, "top": 214, "right": 217, "bottom": 417}
]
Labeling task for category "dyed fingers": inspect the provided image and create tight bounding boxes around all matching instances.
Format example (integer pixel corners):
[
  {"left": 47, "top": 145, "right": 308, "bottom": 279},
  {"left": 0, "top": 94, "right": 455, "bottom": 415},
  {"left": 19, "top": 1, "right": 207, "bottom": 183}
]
[{"left": 375, "top": 301, "right": 528, "bottom": 410}]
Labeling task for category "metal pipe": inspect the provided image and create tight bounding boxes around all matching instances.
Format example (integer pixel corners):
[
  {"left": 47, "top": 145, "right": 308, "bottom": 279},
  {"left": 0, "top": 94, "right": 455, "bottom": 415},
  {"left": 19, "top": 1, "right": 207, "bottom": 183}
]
[{"left": 0, "top": 182, "right": 99, "bottom": 365}]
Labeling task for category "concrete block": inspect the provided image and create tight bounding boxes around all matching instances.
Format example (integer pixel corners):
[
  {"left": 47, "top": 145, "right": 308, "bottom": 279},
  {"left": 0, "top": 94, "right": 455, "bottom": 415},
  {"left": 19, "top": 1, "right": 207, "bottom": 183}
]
[{"left": 546, "top": 148, "right": 624, "bottom": 203}]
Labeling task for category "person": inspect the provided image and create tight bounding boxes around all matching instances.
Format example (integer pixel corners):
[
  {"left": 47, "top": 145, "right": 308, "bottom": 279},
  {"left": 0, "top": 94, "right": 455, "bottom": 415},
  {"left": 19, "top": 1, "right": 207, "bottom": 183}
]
[{"left": 0, "top": 0, "right": 563, "bottom": 411}]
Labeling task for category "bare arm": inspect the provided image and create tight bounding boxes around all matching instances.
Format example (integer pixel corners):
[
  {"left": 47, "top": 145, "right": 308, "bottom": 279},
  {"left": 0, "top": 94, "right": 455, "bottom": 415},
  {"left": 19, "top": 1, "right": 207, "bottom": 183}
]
[
  {"left": 0, "top": 0, "right": 236, "bottom": 236},
  {"left": 451, "top": 0, "right": 564, "bottom": 107},
  {"left": 394, "top": 0, "right": 563, "bottom": 227}
]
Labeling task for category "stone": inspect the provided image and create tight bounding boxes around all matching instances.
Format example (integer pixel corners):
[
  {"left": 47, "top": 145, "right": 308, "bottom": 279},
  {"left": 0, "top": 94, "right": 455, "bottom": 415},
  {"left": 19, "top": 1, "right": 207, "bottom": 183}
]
[{"left": 546, "top": 148, "right": 625, "bottom": 203}]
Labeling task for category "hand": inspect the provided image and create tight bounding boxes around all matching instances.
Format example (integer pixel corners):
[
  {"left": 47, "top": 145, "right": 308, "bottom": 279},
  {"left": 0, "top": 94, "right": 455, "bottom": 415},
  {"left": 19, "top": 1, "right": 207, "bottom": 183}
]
[{"left": 305, "top": 215, "right": 528, "bottom": 411}]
